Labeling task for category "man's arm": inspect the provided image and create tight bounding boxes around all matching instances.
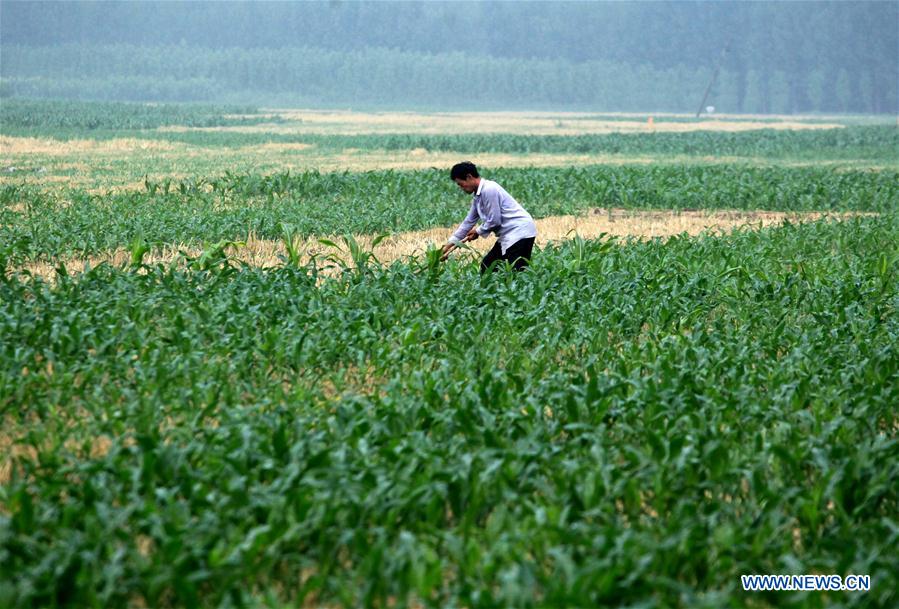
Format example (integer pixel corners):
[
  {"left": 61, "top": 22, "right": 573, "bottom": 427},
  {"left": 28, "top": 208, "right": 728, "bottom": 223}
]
[
  {"left": 451, "top": 201, "right": 479, "bottom": 244},
  {"left": 476, "top": 188, "right": 502, "bottom": 237},
  {"left": 442, "top": 202, "right": 480, "bottom": 261}
]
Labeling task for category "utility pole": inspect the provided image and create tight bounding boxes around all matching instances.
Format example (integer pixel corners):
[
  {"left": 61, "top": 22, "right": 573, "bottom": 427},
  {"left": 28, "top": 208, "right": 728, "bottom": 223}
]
[{"left": 696, "top": 37, "right": 732, "bottom": 118}]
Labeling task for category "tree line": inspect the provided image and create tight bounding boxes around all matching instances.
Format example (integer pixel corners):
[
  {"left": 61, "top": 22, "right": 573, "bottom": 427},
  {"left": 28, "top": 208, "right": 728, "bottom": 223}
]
[
  {"left": 1, "top": 43, "right": 891, "bottom": 114},
  {"left": 0, "top": 1, "right": 895, "bottom": 113}
]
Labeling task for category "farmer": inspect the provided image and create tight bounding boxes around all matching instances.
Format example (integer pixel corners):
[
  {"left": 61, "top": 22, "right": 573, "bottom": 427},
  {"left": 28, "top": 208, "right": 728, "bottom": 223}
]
[{"left": 441, "top": 161, "right": 537, "bottom": 273}]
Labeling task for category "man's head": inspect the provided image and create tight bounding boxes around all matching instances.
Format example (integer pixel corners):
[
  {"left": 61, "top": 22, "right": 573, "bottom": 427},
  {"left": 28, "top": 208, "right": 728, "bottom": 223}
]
[{"left": 451, "top": 161, "right": 480, "bottom": 194}]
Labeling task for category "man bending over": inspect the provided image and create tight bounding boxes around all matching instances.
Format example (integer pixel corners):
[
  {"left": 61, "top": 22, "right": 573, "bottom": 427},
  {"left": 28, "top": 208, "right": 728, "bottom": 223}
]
[{"left": 441, "top": 161, "right": 537, "bottom": 273}]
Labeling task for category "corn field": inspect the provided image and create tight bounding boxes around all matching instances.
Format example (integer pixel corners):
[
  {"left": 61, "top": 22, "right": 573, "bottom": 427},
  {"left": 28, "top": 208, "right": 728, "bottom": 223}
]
[{"left": 1, "top": 102, "right": 897, "bottom": 608}]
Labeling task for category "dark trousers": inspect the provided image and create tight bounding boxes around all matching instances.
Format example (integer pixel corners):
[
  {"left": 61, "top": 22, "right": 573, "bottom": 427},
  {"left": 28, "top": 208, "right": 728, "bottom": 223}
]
[{"left": 480, "top": 237, "right": 535, "bottom": 274}]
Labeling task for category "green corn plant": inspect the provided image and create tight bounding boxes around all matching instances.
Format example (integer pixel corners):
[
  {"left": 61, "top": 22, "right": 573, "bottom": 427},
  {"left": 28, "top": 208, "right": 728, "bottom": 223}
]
[
  {"left": 315, "top": 237, "right": 350, "bottom": 274},
  {"left": 279, "top": 223, "right": 304, "bottom": 268},
  {"left": 189, "top": 239, "right": 246, "bottom": 272},
  {"left": 343, "top": 234, "right": 374, "bottom": 273},
  {"left": 422, "top": 244, "right": 445, "bottom": 281},
  {"left": 128, "top": 234, "right": 150, "bottom": 268}
]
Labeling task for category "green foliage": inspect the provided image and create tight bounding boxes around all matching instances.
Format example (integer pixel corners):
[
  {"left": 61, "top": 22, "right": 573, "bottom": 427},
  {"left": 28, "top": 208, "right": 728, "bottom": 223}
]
[
  {"left": 1, "top": 102, "right": 897, "bottom": 606},
  {"left": 2, "top": 164, "right": 896, "bottom": 263},
  {"left": 127, "top": 234, "right": 150, "bottom": 268},
  {"left": 188, "top": 239, "right": 246, "bottom": 272},
  {"left": 1, "top": 215, "right": 897, "bottom": 607},
  {"left": 5, "top": 110, "right": 896, "bottom": 162},
  {"left": 332, "top": 127, "right": 899, "bottom": 161},
  {"left": 278, "top": 223, "right": 304, "bottom": 269},
  {"left": 0, "top": 98, "right": 272, "bottom": 129}
]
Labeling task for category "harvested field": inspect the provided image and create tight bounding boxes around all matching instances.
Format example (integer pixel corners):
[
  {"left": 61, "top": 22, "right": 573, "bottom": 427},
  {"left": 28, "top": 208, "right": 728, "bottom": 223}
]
[{"left": 0, "top": 135, "right": 184, "bottom": 156}]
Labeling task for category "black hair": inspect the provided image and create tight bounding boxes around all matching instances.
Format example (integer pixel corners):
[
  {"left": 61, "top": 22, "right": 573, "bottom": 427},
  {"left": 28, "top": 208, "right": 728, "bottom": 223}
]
[{"left": 450, "top": 161, "right": 479, "bottom": 181}]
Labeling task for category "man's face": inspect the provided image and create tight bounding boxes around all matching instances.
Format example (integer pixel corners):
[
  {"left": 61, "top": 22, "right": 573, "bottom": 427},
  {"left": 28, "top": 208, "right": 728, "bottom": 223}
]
[{"left": 454, "top": 175, "right": 479, "bottom": 194}]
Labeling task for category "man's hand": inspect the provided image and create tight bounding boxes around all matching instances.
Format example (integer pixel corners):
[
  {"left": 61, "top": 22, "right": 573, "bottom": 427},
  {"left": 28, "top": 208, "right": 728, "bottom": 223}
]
[
  {"left": 441, "top": 227, "right": 479, "bottom": 261},
  {"left": 439, "top": 242, "right": 455, "bottom": 262}
]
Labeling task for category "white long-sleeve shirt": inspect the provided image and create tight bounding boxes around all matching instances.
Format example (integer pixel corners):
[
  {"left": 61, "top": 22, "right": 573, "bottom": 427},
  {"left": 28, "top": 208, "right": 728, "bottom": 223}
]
[{"left": 448, "top": 179, "right": 537, "bottom": 255}]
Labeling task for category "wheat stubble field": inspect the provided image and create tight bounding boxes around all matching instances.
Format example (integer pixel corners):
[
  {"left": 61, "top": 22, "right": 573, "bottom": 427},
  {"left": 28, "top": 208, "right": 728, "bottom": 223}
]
[{"left": 1, "top": 100, "right": 897, "bottom": 608}]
